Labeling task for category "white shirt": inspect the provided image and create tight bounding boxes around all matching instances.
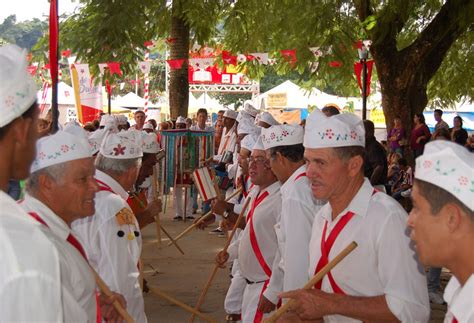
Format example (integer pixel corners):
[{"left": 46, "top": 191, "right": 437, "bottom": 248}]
[
  {"left": 72, "top": 170, "right": 147, "bottom": 323},
  {"left": 190, "top": 124, "right": 214, "bottom": 132},
  {"left": 20, "top": 194, "right": 97, "bottom": 322},
  {"left": 237, "top": 181, "right": 282, "bottom": 282},
  {"left": 0, "top": 190, "right": 63, "bottom": 322},
  {"left": 308, "top": 178, "right": 430, "bottom": 323},
  {"left": 190, "top": 124, "right": 214, "bottom": 167},
  {"left": 216, "top": 125, "right": 237, "bottom": 160},
  {"left": 443, "top": 275, "right": 474, "bottom": 323},
  {"left": 265, "top": 165, "right": 325, "bottom": 304}
]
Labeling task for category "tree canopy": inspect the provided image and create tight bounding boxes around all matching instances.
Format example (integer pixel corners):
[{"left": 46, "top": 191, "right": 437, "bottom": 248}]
[{"left": 0, "top": 15, "right": 47, "bottom": 50}]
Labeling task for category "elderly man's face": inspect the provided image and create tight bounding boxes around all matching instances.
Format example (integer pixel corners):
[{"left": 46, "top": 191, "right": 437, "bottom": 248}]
[
  {"left": 304, "top": 147, "right": 351, "bottom": 201},
  {"left": 248, "top": 149, "right": 272, "bottom": 186},
  {"left": 52, "top": 158, "right": 98, "bottom": 221}
]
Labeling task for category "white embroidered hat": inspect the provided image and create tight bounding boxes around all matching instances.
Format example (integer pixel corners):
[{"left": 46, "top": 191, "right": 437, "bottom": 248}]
[
  {"left": 31, "top": 130, "right": 92, "bottom": 173},
  {"left": 223, "top": 109, "right": 238, "bottom": 120},
  {"left": 115, "top": 114, "right": 128, "bottom": 125},
  {"left": 243, "top": 100, "right": 259, "bottom": 117},
  {"left": 143, "top": 123, "right": 154, "bottom": 130},
  {"left": 303, "top": 109, "right": 365, "bottom": 148},
  {"left": 176, "top": 116, "right": 186, "bottom": 124},
  {"left": 252, "top": 135, "right": 265, "bottom": 151},
  {"left": 261, "top": 124, "right": 304, "bottom": 150},
  {"left": 0, "top": 45, "right": 37, "bottom": 128},
  {"left": 142, "top": 132, "right": 160, "bottom": 154},
  {"left": 88, "top": 129, "right": 106, "bottom": 155},
  {"left": 415, "top": 141, "right": 473, "bottom": 211},
  {"left": 99, "top": 131, "right": 143, "bottom": 159},
  {"left": 241, "top": 134, "right": 258, "bottom": 152},
  {"left": 64, "top": 122, "right": 89, "bottom": 141},
  {"left": 237, "top": 117, "right": 258, "bottom": 135},
  {"left": 259, "top": 112, "right": 280, "bottom": 126}
]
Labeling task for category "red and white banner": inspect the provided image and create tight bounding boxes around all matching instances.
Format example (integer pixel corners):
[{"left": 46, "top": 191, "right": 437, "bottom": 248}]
[
  {"left": 70, "top": 63, "right": 102, "bottom": 123},
  {"left": 192, "top": 168, "right": 217, "bottom": 202},
  {"left": 139, "top": 61, "right": 151, "bottom": 74}
]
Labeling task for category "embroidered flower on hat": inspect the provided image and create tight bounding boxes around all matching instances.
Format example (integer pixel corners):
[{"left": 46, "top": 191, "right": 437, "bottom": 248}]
[
  {"left": 5, "top": 95, "right": 14, "bottom": 108},
  {"left": 423, "top": 160, "right": 432, "bottom": 169},
  {"left": 38, "top": 152, "right": 46, "bottom": 160},
  {"left": 282, "top": 130, "right": 289, "bottom": 137},
  {"left": 458, "top": 176, "right": 468, "bottom": 186},
  {"left": 113, "top": 144, "right": 126, "bottom": 156},
  {"left": 434, "top": 160, "right": 456, "bottom": 176},
  {"left": 61, "top": 145, "right": 70, "bottom": 153}
]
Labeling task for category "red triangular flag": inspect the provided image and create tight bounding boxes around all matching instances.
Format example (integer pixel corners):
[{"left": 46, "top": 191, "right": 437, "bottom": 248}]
[
  {"left": 222, "top": 50, "right": 237, "bottom": 65},
  {"left": 354, "top": 60, "right": 374, "bottom": 96},
  {"left": 144, "top": 40, "right": 154, "bottom": 48},
  {"left": 166, "top": 59, "right": 186, "bottom": 70},
  {"left": 27, "top": 65, "right": 38, "bottom": 76},
  {"left": 61, "top": 49, "right": 71, "bottom": 57},
  {"left": 329, "top": 61, "right": 343, "bottom": 68},
  {"left": 280, "top": 49, "right": 297, "bottom": 65},
  {"left": 165, "top": 38, "right": 177, "bottom": 44},
  {"left": 107, "top": 62, "right": 123, "bottom": 76}
]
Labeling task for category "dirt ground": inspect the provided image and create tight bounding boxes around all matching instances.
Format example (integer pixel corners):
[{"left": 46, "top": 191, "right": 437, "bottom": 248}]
[{"left": 140, "top": 198, "right": 448, "bottom": 323}]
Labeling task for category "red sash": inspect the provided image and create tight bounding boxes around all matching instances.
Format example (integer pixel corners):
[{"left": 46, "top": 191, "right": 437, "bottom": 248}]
[
  {"left": 313, "top": 189, "right": 378, "bottom": 294},
  {"left": 27, "top": 212, "right": 101, "bottom": 323},
  {"left": 294, "top": 172, "right": 306, "bottom": 181},
  {"left": 247, "top": 191, "right": 272, "bottom": 277},
  {"left": 452, "top": 318, "right": 458, "bottom": 323},
  {"left": 96, "top": 179, "right": 114, "bottom": 193}
]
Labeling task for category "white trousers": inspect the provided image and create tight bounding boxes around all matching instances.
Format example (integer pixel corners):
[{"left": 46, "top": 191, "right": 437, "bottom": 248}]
[
  {"left": 174, "top": 186, "right": 193, "bottom": 217},
  {"left": 224, "top": 260, "right": 247, "bottom": 315},
  {"left": 241, "top": 280, "right": 271, "bottom": 323}
]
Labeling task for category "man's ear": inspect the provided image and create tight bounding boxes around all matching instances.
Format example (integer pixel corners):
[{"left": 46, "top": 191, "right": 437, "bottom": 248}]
[
  {"left": 347, "top": 155, "right": 364, "bottom": 178},
  {"left": 443, "top": 203, "right": 464, "bottom": 233},
  {"left": 13, "top": 117, "right": 34, "bottom": 146}
]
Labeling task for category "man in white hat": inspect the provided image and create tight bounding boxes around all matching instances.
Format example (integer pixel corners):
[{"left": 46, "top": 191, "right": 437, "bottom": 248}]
[
  {"left": 217, "top": 109, "right": 238, "bottom": 159},
  {"left": 279, "top": 109, "right": 429, "bottom": 322},
  {"left": 0, "top": 44, "right": 63, "bottom": 321},
  {"left": 21, "top": 130, "right": 126, "bottom": 321},
  {"left": 176, "top": 116, "right": 187, "bottom": 129},
  {"left": 408, "top": 141, "right": 473, "bottom": 323},
  {"left": 72, "top": 131, "right": 148, "bottom": 322},
  {"left": 216, "top": 136, "right": 282, "bottom": 322},
  {"left": 258, "top": 112, "right": 280, "bottom": 129},
  {"left": 115, "top": 114, "right": 129, "bottom": 131},
  {"left": 258, "top": 124, "right": 325, "bottom": 313}
]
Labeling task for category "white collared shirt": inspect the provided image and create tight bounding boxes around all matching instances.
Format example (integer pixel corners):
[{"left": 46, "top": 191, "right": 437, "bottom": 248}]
[
  {"left": 217, "top": 125, "right": 237, "bottom": 159},
  {"left": 443, "top": 275, "right": 474, "bottom": 323},
  {"left": 308, "top": 178, "right": 430, "bottom": 322},
  {"left": 190, "top": 124, "right": 214, "bottom": 132},
  {"left": 265, "top": 165, "right": 325, "bottom": 303},
  {"left": 237, "top": 181, "right": 282, "bottom": 282},
  {"left": 0, "top": 190, "right": 63, "bottom": 322},
  {"left": 20, "top": 194, "right": 97, "bottom": 322},
  {"left": 72, "top": 170, "right": 147, "bottom": 323}
]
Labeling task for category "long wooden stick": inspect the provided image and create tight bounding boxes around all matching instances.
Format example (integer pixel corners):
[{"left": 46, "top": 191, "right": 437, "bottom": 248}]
[
  {"left": 189, "top": 197, "right": 252, "bottom": 323},
  {"left": 148, "top": 286, "right": 216, "bottom": 323},
  {"left": 168, "top": 188, "right": 242, "bottom": 246},
  {"left": 152, "top": 165, "right": 162, "bottom": 248},
  {"left": 159, "top": 223, "right": 185, "bottom": 255},
  {"left": 263, "top": 241, "right": 358, "bottom": 323},
  {"left": 92, "top": 270, "right": 135, "bottom": 323}
]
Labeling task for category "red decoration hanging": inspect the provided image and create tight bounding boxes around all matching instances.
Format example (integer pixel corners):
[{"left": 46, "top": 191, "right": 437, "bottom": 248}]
[
  {"left": 49, "top": 0, "right": 58, "bottom": 85},
  {"left": 105, "top": 79, "right": 112, "bottom": 95},
  {"left": 165, "top": 38, "right": 177, "bottom": 44},
  {"left": 280, "top": 49, "right": 297, "bottom": 65},
  {"left": 329, "top": 61, "right": 343, "bottom": 68},
  {"left": 144, "top": 40, "right": 154, "bottom": 48},
  {"left": 222, "top": 50, "right": 237, "bottom": 66},
  {"left": 27, "top": 65, "right": 38, "bottom": 76},
  {"left": 353, "top": 60, "right": 375, "bottom": 96},
  {"left": 107, "top": 62, "right": 123, "bottom": 76},
  {"left": 166, "top": 59, "right": 186, "bottom": 70},
  {"left": 61, "top": 49, "right": 71, "bottom": 57}
]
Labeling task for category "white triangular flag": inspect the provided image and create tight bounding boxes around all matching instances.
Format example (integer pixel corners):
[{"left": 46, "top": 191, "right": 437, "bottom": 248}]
[
  {"left": 250, "top": 53, "right": 268, "bottom": 65},
  {"left": 139, "top": 61, "right": 151, "bottom": 74},
  {"left": 98, "top": 63, "right": 107, "bottom": 75},
  {"left": 309, "top": 47, "right": 323, "bottom": 58}
]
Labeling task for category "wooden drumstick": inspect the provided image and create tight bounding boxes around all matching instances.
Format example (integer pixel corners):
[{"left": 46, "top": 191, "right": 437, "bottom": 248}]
[{"left": 263, "top": 241, "right": 358, "bottom": 323}]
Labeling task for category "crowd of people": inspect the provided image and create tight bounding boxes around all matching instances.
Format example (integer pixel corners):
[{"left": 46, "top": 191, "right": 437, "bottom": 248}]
[{"left": 1, "top": 43, "right": 473, "bottom": 323}]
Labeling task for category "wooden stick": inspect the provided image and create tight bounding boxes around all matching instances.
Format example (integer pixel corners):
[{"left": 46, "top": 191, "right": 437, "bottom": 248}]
[
  {"left": 167, "top": 188, "right": 242, "bottom": 246},
  {"left": 92, "top": 270, "right": 135, "bottom": 323},
  {"left": 152, "top": 165, "right": 162, "bottom": 248},
  {"left": 189, "top": 197, "right": 252, "bottom": 323},
  {"left": 263, "top": 241, "right": 358, "bottom": 323},
  {"left": 159, "top": 223, "right": 185, "bottom": 255},
  {"left": 148, "top": 286, "right": 216, "bottom": 323}
]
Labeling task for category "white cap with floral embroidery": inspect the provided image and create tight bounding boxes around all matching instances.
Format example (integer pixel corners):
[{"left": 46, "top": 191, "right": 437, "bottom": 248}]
[
  {"left": 243, "top": 100, "right": 259, "bottom": 117},
  {"left": 88, "top": 129, "right": 106, "bottom": 155},
  {"left": 252, "top": 135, "right": 265, "bottom": 151},
  {"left": 241, "top": 134, "right": 258, "bottom": 152},
  {"left": 237, "top": 117, "right": 259, "bottom": 135},
  {"left": 415, "top": 140, "right": 473, "bottom": 211},
  {"left": 31, "top": 130, "right": 92, "bottom": 173},
  {"left": 0, "top": 45, "right": 37, "bottom": 128},
  {"left": 100, "top": 131, "right": 143, "bottom": 159},
  {"left": 142, "top": 132, "right": 160, "bottom": 154},
  {"left": 261, "top": 124, "right": 304, "bottom": 150},
  {"left": 259, "top": 112, "right": 280, "bottom": 126},
  {"left": 223, "top": 109, "right": 238, "bottom": 120},
  {"left": 303, "top": 108, "right": 365, "bottom": 148}
]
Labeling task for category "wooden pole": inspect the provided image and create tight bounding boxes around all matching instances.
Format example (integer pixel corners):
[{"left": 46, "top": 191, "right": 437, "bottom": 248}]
[
  {"left": 168, "top": 188, "right": 242, "bottom": 246},
  {"left": 263, "top": 241, "right": 358, "bottom": 323},
  {"left": 152, "top": 165, "right": 162, "bottom": 248},
  {"left": 148, "top": 286, "right": 216, "bottom": 323},
  {"left": 189, "top": 197, "right": 252, "bottom": 323},
  {"left": 92, "top": 270, "right": 135, "bottom": 323},
  {"left": 160, "top": 223, "right": 185, "bottom": 255}
]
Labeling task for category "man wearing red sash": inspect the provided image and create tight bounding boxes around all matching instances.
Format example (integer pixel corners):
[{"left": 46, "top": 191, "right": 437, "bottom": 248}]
[
  {"left": 216, "top": 136, "right": 282, "bottom": 322},
  {"left": 21, "top": 128, "right": 126, "bottom": 322},
  {"left": 280, "top": 109, "right": 429, "bottom": 322},
  {"left": 72, "top": 131, "right": 149, "bottom": 322},
  {"left": 408, "top": 141, "right": 473, "bottom": 323},
  {"left": 0, "top": 44, "right": 63, "bottom": 321},
  {"left": 258, "top": 124, "right": 325, "bottom": 313}
]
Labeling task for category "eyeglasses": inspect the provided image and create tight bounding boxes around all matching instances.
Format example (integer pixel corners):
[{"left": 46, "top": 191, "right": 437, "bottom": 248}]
[{"left": 248, "top": 156, "right": 268, "bottom": 165}]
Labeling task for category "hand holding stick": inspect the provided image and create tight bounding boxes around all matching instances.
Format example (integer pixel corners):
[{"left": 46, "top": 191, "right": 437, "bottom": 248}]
[
  {"left": 167, "top": 188, "right": 242, "bottom": 246},
  {"left": 263, "top": 241, "right": 358, "bottom": 323}
]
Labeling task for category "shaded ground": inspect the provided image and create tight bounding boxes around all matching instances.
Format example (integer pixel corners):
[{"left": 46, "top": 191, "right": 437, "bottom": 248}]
[{"left": 140, "top": 198, "right": 448, "bottom": 322}]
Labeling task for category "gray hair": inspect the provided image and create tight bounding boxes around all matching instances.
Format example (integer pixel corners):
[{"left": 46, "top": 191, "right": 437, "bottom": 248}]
[
  {"left": 95, "top": 153, "right": 141, "bottom": 175},
  {"left": 27, "top": 163, "right": 67, "bottom": 193}
]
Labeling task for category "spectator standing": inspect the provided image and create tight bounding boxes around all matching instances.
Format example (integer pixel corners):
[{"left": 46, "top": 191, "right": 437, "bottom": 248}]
[
  {"left": 451, "top": 116, "right": 468, "bottom": 146},
  {"left": 433, "top": 109, "right": 450, "bottom": 138},
  {"left": 387, "top": 116, "right": 406, "bottom": 156},
  {"left": 391, "top": 158, "right": 413, "bottom": 201},
  {"left": 410, "top": 113, "right": 431, "bottom": 158},
  {"left": 363, "top": 120, "right": 388, "bottom": 189}
]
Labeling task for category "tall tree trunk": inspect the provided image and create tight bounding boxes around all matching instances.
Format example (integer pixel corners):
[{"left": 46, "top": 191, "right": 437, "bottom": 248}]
[{"left": 169, "top": 2, "right": 189, "bottom": 119}]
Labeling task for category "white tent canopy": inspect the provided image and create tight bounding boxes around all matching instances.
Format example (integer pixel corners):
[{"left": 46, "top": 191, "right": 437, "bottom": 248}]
[
  {"left": 36, "top": 82, "right": 76, "bottom": 105},
  {"left": 114, "top": 92, "right": 160, "bottom": 109}
]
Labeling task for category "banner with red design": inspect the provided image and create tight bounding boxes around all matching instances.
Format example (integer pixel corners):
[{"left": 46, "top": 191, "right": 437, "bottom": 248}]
[
  {"left": 353, "top": 60, "right": 374, "bottom": 96},
  {"left": 70, "top": 64, "right": 102, "bottom": 123}
]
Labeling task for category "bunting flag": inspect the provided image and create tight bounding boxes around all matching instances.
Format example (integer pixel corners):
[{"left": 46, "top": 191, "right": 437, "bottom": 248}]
[
  {"left": 70, "top": 63, "right": 103, "bottom": 123},
  {"left": 166, "top": 58, "right": 186, "bottom": 70},
  {"left": 27, "top": 65, "right": 38, "bottom": 76},
  {"left": 139, "top": 61, "right": 151, "bottom": 74},
  {"left": 329, "top": 60, "right": 343, "bottom": 68},
  {"left": 250, "top": 53, "right": 269, "bottom": 65},
  {"left": 237, "top": 54, "right": 247, "bottom": 63},
  {"left": 354, "top": 59, "right": 375, "bottom": 96},
  {"left": 222, "top": 50, "right": 237, "bottom": 65},
  {"left": 165, "top": 37, "right": 177, "bottom": 44},
  {"left": 107, "top": 62, "right": 122, "bottom": 76},
  {"left": 189, "top": 58, "right": 214, "bottom": 70},
  {"left": 309, "top": 47, "right": 323, "bottom": 58},
  {"left": 98, "top": 63, "right": 108, "bottom": 75},
  {"left": 39, "top": 82, "right": 50, "bottom": 114},
  {"left": 61, "top": 49, "right": 71, "bottom": 57},
  {"left": 144, "top": 40, "right": 154, "bottom": 47}
]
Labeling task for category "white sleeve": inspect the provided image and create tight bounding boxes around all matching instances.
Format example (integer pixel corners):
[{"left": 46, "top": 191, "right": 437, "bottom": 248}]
[
  {"left": 263, "top": 224, "right": 284, "bottom": 304},
  {"left": 376, "top": 206, "right": 430, "bottom": 322}
]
